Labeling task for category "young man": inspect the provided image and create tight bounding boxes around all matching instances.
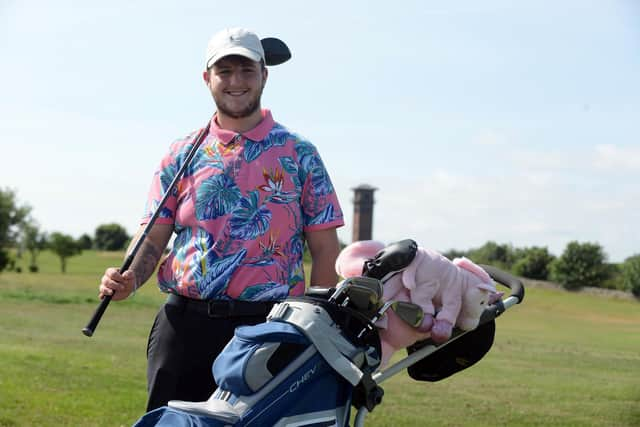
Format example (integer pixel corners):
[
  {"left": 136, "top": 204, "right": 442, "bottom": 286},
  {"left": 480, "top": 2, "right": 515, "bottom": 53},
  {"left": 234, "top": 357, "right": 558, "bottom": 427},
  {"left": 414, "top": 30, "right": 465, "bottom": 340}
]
[{"left": 98, "top": 27, "right": 344, "bottom": 410}]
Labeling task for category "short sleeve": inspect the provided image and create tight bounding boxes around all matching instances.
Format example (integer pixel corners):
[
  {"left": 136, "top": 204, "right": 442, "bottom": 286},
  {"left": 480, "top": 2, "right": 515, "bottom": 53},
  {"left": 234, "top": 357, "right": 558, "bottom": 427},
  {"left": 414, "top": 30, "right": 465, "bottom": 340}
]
[
  {"left": 295, "top": 141, "right": 344, "bottom": 231},
  {"left": 140, "top": 145, "right": 181, "bottom": 226}
]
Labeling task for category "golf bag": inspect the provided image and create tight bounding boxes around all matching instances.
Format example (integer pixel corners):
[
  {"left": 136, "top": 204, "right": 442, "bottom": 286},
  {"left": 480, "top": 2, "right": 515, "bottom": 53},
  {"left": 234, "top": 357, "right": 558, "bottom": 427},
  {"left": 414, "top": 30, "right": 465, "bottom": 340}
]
[
  {"left": 133, "top": 239, "right": 524, "bottom": 427},
  {"left": 133, "top": 295, "right": 383, "bottom": 427}
]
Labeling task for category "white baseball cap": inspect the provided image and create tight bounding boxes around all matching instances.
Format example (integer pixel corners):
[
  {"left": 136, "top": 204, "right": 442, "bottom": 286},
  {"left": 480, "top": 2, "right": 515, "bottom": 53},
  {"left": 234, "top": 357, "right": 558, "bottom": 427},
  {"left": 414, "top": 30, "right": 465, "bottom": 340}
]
[{"left": 205, "top": 27, "right": 265, "bottom": 70}]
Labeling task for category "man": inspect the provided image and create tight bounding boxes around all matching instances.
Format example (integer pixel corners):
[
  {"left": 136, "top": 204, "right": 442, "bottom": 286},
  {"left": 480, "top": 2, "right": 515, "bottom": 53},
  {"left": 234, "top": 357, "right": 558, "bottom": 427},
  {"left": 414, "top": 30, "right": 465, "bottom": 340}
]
[{"left": 98, "top": 27, "right": 343, "bottom": 411}]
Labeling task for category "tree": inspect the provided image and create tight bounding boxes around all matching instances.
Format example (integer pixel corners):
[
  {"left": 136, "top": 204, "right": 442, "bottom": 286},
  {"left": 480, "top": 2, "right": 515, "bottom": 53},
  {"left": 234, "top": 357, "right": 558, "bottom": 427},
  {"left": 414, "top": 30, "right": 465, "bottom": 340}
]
[
  {"left": 467, "top": 241, "right": 516, "bottom": 270},
  {"left": 622, "top": 254, "right": 640, "bottom": 297},
  {"left": 550, "top": 241, "right": 609, "bottom": 290},
  {"left": 0, "top": 188, "right": 31, "bottom": 272},
  {"left": 94, "top": 223, "right": 130, "bottom": 251},
  {"left": 76, "top": 233, "right": 93, "bottom": 250},
  {"left": 48, "top": 232, "right": 82, "bottom": 273},
  {"left": 20, "top": 221, "right": 47, "bottom": 272},
  {"left": 512, "top": 246, "right": 556, "bottom": 280},
  {"left": 442, "top": 249, "right": 467, "bottom": 260}
]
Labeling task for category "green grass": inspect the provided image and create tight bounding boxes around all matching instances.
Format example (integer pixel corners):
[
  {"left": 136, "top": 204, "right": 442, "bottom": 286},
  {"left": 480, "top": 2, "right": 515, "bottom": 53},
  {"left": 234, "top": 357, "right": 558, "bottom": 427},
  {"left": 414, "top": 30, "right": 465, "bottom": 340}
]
[{"left": 1, "top": 251, "right": 639, "bottom": 426}]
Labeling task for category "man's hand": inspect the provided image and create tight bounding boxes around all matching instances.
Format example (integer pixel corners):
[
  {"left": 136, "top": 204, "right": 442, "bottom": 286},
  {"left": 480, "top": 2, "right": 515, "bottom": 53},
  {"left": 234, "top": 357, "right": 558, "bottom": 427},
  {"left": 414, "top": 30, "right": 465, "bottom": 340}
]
[
  {"left": 99, "top": 268, "right": 138, "bottom": 301},
  {"left": 97, "top": 223, "right": 173, "bottom": 301}
]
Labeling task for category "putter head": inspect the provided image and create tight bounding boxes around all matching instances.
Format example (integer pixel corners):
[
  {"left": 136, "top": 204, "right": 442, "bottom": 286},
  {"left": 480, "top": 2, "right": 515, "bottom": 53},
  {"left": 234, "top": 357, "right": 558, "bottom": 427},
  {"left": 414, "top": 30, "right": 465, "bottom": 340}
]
[{"left": 261, "top": 37, "right": 291, "bottom": 66}]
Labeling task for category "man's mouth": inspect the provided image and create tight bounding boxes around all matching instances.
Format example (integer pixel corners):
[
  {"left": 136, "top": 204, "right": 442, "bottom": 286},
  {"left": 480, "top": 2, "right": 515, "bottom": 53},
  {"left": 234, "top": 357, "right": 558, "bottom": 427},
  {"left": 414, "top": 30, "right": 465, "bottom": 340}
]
[{"left": 225, "top": 90, "right": 248, "bottom": 96}]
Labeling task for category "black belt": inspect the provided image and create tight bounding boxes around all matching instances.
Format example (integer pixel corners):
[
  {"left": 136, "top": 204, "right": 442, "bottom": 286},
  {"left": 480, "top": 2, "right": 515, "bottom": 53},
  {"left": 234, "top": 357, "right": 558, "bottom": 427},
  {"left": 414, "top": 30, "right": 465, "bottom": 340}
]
[{"left": 166, "top": 293, "right": 276, "bottom": 318}]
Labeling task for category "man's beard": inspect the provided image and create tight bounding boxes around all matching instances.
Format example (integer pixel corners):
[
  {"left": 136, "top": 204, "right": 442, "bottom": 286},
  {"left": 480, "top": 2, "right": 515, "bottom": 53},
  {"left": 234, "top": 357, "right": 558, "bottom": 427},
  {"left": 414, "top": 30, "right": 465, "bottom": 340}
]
[{"left": 213, "top": 87, "right": 264, "bottom": 119}]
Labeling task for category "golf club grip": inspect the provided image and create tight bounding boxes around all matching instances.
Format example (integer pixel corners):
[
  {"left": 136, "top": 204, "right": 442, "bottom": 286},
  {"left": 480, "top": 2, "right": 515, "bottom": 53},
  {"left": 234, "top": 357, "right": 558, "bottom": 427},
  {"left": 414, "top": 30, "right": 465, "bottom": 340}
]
[
  {"left": 82, "top": 294, "right": 112, "bottom": 336},
  {"left": 82, "top": 255, "right": 134, "bottom": 337}
]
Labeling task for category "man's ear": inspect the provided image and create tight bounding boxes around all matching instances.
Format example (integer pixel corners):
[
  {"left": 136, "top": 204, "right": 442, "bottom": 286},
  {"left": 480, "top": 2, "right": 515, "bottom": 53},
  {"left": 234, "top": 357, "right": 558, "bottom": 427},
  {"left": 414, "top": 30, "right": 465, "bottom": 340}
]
[
  {"left": 202, "top": 70, "right": 210, "bottom": 85},
  {"left": 262, "top": 67, "right": 268, "bottom": 88}
]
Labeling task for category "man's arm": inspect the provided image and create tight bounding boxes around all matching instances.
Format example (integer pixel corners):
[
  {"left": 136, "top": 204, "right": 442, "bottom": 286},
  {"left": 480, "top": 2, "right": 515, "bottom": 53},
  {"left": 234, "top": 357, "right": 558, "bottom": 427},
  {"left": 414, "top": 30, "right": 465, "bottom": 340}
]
[
  {"left": 305, "top": 227, "right": 340, "bottom": 288},
  {"left": 99, "top": 223, "right": 173, "bottom": 300}
]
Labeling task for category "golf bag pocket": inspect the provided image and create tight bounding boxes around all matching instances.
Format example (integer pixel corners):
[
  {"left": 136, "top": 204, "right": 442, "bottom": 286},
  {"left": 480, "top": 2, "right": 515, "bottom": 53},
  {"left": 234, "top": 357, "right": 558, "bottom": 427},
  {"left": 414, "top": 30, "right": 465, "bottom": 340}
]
[{"left": 213, "top": 321, "right": 309, "bottom": 396}]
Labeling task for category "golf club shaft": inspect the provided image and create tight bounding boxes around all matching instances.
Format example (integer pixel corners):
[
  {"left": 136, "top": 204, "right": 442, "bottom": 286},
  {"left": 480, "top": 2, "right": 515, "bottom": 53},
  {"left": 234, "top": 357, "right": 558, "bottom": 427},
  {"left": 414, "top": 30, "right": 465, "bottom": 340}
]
[{"left": 82, "top": 124, "right": 210, "bottom": 337}]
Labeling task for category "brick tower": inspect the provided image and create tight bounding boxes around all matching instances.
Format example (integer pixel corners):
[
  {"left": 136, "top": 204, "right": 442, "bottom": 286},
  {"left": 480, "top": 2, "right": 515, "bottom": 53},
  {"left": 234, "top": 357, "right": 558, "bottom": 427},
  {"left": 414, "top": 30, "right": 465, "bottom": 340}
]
[{"left": 351, "top": 184, "right": 377, "bottom": 242}]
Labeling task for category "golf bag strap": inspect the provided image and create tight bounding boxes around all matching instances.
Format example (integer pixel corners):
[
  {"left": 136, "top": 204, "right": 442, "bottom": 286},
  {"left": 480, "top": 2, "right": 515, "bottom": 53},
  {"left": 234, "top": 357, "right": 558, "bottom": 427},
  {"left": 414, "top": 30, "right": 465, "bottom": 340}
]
[{"left": 268, "top": 301, "right": 365, "bottom": 386}]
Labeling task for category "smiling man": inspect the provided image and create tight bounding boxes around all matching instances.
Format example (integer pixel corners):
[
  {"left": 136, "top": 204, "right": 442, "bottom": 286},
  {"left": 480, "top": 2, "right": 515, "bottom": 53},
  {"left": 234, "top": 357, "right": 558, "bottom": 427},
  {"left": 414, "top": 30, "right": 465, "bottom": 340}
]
[{"left": 98, "top": 27, "right": 344, "bottom": 410}]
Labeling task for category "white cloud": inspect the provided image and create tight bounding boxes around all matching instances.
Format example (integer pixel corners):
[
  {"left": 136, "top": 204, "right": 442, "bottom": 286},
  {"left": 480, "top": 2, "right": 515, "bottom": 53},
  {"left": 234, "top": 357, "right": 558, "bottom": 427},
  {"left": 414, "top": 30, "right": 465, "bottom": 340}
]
[
  {"left": 336, "top": 161, "right": 639, "bottom": 262},
  {"left": 593, "top": 144, "right": 640, "bottom": 171},
  {"left": 472, "top": 129, "right": 509, "bottom": 147}
]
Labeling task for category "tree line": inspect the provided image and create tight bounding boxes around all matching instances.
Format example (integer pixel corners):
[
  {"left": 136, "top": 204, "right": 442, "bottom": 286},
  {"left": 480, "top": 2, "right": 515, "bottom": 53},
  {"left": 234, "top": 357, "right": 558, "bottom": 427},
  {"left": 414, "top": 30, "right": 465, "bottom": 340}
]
[
  {"left": 2, "top": 188, "right": 639, "bottom": 297},
  {"left": 0, "top": 188, "right": 130, "bottom": 273},
  {"left": 442, "top": 241, "right": 640, "bottom": 297}
]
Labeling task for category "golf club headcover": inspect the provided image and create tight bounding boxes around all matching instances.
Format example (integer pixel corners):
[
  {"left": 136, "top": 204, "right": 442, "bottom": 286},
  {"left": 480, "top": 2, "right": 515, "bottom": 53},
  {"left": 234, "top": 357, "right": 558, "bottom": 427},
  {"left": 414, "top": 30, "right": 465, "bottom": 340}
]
[
  {"left": 362, "top": 239, "right": 417, "bottom": 280},
  {"left": 335, "top": 240, "right": 386, "bottom": 279},
  {"left": 406, "top": 319, "right": 495, "bottom": 382}
]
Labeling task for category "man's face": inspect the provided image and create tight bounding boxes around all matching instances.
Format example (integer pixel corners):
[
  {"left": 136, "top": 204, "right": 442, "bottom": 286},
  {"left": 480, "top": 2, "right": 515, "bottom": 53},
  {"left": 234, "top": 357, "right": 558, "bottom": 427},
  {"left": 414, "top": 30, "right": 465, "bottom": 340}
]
[{"left": 204, "top": 55, "right": 267, "bottom": 119}]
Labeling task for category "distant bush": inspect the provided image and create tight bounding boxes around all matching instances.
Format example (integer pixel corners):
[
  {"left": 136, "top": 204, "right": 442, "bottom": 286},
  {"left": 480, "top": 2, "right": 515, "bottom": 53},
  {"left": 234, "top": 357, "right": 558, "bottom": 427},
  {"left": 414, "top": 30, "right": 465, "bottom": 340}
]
[
  {"left": 512, "top": 246, "right": 555, "bottom": 280},
  {"left": 599, "top": 263, "right": 625, "bottom": 290},
  {"left": 467, "top": 241, "right": 516, "bottom": 270},
  {"left": 76, "top": 233, "right": 93, "bottom": 250},
  {"left": 622, "top": 254, "right": 640, "bottom": 297},
  {"left": 551, "top": 241, "right": 609, "bottom": 290},
  {"left": 94, "top": 223, "right": 130, "bottom": 251},
  {"left": 442, "top": 249, "right": 467, "bottom": 260}
]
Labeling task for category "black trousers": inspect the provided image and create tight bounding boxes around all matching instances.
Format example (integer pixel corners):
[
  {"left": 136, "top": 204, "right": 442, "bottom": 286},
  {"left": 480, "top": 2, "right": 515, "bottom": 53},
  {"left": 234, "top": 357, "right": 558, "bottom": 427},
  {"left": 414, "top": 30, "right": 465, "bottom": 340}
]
[{"left": 145, "top": 302, "right": 268, "bottom": 411}]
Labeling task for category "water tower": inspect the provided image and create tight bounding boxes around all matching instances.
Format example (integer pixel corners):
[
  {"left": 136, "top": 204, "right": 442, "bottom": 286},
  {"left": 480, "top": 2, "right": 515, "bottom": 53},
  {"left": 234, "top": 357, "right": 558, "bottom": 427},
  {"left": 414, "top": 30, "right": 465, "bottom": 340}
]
[{"left": 351, "top": 184, "right": 377, "bottom": 242}]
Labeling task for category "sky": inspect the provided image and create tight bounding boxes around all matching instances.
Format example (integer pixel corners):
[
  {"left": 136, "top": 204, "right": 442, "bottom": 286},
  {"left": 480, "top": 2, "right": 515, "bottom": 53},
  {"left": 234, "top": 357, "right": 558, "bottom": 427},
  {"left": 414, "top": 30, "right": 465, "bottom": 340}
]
[{"left": 1, "top": 0, "right": 638, "bottom": 262}]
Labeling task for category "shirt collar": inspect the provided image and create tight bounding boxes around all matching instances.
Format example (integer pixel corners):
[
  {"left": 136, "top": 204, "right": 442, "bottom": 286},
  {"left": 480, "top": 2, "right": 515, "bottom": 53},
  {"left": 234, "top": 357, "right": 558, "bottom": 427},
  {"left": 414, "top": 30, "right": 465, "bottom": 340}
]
[{"left": 209, "top": 109, "right": 275, "bottom": 145}]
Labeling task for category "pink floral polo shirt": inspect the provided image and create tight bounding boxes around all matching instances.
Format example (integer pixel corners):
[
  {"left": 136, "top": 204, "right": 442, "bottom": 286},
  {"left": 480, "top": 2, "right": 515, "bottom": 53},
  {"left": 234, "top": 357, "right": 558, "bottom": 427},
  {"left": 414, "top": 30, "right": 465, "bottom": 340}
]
[{"left": 141, "top": 110, "right": 344, "bottom": 301}]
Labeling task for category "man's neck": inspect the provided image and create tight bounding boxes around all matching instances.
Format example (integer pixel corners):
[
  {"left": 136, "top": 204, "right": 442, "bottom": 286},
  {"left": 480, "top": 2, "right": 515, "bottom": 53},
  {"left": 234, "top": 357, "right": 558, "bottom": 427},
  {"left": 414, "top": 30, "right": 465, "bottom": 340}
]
[{"left": 215, "top": 109, "right": 264, "bottom": 134}]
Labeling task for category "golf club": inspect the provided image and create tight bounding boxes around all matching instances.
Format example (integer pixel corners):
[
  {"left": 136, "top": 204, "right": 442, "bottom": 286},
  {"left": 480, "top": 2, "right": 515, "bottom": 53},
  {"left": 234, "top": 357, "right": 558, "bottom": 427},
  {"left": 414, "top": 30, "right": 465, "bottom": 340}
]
[
  {"left": 82, "top": 124, "right": 210, "bottom": 337},
  {"left": 357, "top": 300, "right": 424, "bottom": 339}
]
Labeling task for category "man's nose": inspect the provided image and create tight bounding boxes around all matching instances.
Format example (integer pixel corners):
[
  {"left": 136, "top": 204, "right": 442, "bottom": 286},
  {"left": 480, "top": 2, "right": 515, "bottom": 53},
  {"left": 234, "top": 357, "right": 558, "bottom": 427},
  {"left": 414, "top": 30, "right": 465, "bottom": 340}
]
[{"left": 228, "top": 69, "right": 243, "bottom": 85}]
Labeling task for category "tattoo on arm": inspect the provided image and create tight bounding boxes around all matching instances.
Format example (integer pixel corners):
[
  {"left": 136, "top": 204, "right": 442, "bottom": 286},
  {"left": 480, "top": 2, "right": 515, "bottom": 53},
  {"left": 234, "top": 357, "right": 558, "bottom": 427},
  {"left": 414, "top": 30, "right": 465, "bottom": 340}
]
[{"left": 129, "top": 241, "right": 162, "bottom": 289}]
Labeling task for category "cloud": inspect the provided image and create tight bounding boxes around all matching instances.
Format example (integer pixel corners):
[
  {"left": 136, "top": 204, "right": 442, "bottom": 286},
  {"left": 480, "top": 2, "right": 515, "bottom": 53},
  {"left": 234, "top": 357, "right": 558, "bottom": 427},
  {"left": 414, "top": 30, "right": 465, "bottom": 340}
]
[
  {"left": 472, "top": 129, "right": 509, "bottom": 147},
  {"left": 336, "top": 159, "right": 639, "bottom": 262},
  {"left": 593, "top": 144, "right": 640, "bottom": 171}
]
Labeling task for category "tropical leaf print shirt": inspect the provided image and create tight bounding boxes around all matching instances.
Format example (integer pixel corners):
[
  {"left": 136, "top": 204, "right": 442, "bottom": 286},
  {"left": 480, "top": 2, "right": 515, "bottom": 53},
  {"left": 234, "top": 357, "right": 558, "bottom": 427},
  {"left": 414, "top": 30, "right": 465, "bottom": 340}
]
[{"left": 141, "top": 110, "right": 344, "bottom": 301}]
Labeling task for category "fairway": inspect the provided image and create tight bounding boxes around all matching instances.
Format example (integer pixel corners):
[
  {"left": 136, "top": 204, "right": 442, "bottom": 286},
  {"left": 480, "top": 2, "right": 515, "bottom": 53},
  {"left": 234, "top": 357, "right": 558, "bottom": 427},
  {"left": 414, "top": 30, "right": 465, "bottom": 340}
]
[{"left": 1, "top": 251, "right": 639, "bottom": 426}]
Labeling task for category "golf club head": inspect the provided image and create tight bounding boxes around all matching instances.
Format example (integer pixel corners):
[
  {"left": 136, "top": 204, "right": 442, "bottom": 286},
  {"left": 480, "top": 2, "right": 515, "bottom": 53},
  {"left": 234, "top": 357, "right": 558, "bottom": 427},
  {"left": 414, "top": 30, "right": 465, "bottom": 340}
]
[
  {"left": 342, "top": 283, "right": 383, "bottom": 315},
  {"left": 390, "top": 301, "right": 424, "bottom": 328},
  {"left": 261, "top": 37, "right": 291, "bottom": 66}
]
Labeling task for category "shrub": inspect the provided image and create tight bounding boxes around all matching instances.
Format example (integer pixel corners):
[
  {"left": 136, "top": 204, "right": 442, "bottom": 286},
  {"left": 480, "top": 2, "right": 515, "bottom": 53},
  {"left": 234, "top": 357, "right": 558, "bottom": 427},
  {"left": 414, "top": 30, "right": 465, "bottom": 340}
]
[
  {"left": 512, "top": 246, "right": 555, "bottom": 280},
  {"left": 76, "top": 233, "right": 93, "bottom": 250},
  {"left": 622, "top": 254, "right": 640, "bottom": 297},
  {"left": 467, "top": 241, "right": 516, "bottom": 270},
  {"left": 551, "top": 241, "right": 609, "bottom": 290},
  {"left": 94, "top": 223, "right": 130, "bottom": 251}
]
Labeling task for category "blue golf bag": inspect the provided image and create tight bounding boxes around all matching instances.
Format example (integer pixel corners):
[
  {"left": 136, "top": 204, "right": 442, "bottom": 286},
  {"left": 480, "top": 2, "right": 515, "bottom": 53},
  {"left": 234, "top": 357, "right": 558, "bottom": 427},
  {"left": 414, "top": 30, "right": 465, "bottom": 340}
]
[{"left": 133, "top": 295, "right": 383, "bottom": 427}]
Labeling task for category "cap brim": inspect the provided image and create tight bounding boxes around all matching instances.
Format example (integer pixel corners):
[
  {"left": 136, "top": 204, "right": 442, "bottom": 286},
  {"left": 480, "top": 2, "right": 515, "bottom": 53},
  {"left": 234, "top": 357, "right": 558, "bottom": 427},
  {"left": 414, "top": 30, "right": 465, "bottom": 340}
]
[{"left": 206, "top": 47, "right": 263, "bottom": 69}]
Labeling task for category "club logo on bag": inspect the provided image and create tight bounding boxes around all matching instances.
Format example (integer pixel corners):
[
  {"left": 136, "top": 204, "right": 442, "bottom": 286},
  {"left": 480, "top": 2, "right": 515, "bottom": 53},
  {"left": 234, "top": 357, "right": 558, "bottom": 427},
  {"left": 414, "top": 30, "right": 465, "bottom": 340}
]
[{"left": 289, "top": 363, "right": 318, "bottom": 393}]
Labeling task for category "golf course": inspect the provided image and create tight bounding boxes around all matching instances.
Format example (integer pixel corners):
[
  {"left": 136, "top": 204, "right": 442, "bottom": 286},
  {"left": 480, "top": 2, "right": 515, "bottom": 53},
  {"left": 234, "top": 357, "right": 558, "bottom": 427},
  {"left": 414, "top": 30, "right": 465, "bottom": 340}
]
[{"left": 1, "top": 250, "right": 638, "bottom": 426}]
